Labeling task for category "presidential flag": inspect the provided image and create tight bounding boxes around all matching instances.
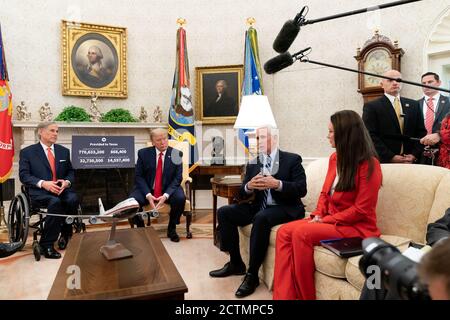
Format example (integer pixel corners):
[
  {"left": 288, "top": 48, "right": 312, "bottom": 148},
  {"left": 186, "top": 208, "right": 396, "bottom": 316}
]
[
  {"left": 239, "top": 25, "right": 264, "bottom": 154},
  {"left": 168, "top": 23, "right": 198, "bottom": 171},
  {"left": 0, "top": 25, "right": 13, "bottom": 183}
]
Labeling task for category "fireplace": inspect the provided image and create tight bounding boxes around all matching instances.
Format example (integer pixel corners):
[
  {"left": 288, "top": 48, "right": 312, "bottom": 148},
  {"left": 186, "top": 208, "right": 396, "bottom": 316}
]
[{"left": 74, "top": 168, "right": 135, "bottom": 214}]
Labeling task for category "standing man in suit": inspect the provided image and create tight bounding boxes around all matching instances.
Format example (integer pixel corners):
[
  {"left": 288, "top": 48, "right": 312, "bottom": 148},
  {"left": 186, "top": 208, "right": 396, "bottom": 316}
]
[
  {"left": 19, "top": 122, "right": 78, "bottom": 259},
  {"left": 209, "top": 125, "right": 307, "bottom": 298},
  {"left": 363, "top": 69, "right": 427, "bottom": 163},
  {"left": 418, "top": 72, "right": 450, "bottom": 165},
  {"left": 129, "top": 128, "right": 185, "bottom": 242}
]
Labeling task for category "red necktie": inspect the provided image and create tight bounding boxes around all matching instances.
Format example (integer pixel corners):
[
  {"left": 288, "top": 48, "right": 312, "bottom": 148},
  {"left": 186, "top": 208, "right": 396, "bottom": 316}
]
[
  {"left": 153, "top": 152, "right": 163, "bottom": 198},
  {"left": 425, "top": 97, "right": 435, "bottom": 134},
  {"left": 47, "top": 147, "right": 57, "bottom": 181}
]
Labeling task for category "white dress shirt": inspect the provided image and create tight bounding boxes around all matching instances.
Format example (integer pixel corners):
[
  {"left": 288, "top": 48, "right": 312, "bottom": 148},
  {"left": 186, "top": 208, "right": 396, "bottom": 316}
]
[
  {"left": 37, "top": 142, "right": 54, "bottom": 188},
  {"left": 384, "top": 93, "right": 402, "bottom": 114},
  {"left": 37, "top": 142, "right": 72, "bottom": 189},
  {"left": 421, "top": 93, "right": 441, "bottom": 123}
]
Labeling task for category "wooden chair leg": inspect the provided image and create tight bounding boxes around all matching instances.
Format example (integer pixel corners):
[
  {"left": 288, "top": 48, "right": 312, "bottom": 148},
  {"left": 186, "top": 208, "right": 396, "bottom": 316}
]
[{"left": 185, "top": 211, "right": 192, "bottom": 239}]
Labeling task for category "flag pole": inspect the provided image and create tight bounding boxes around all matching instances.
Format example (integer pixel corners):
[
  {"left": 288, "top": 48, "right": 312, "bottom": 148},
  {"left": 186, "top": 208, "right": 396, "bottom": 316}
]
[{"left": 0, "top": 183, "right": 7, "bottom": 233}]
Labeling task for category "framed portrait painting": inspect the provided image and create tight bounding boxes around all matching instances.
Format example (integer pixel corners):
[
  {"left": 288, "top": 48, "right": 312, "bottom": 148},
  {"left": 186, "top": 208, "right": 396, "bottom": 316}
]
[
  {"left": 61, "top": 20, "right": 127, "bottom": 98},
  {"left": 196, "top": 65, "right": 243, "bottom": 124}
]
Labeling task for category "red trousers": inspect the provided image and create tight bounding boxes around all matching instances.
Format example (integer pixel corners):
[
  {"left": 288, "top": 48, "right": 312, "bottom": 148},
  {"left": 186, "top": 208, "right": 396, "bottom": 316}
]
[{"left": 273, "top": 219, "right": 361, "bottom": 300}]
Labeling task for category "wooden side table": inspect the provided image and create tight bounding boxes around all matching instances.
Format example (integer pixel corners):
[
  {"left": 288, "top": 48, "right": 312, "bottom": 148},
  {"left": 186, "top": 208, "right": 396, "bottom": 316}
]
[
  {"left": 210, "top": 177, "right": 242, "bottom": 246},
  {"left": 190, "top": 165, "right": 244, "bottom": 209}
]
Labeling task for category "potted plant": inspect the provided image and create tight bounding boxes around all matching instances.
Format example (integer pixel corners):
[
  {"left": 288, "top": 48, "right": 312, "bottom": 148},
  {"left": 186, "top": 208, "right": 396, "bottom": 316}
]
[{"left": 55, "top": 106, "right": 91, "bottom": 122}]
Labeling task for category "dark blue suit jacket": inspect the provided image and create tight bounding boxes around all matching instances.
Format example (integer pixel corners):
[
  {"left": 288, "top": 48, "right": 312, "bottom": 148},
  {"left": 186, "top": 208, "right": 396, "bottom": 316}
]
[
  {"left": 240, "top": 150, "right": 307, "bottom": 218},
  {"left": 19, "top": 143, "right": 75, "bottom": 197},
  {"left": 131, "top": 146, "right": 183, "bottom": 200}
]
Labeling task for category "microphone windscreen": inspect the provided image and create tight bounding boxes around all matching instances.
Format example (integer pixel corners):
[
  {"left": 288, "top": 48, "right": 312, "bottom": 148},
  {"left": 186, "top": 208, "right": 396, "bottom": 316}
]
[
  {"left": 264, "top": 52, "right": 294, "bottom": 74},
  {"left": 273, "top": 20, "right": 300, "bottom": 53}
]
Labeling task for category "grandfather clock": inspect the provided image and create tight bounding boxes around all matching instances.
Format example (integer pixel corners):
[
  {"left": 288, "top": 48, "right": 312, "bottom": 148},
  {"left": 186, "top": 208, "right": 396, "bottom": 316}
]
[{"left": 355, "top": 31, "right": 404, "bottom": 103}]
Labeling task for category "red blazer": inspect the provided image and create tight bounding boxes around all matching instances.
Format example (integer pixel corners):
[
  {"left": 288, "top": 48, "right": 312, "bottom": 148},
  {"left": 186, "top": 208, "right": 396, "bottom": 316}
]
[{"left": 311, "top": 153, "right": 382, "bottom": 238}]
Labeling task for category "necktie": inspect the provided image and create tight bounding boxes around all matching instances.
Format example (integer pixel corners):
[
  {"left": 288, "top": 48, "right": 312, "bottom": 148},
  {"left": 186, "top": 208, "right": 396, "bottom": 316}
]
[
  {"left": 260, "top": 156, "right": 272, "bottom": 211},
  {"left": 394, "top": 97, "right": 404, "bottom": 154},
  {"left": 47, "top": 147, "right": 57, "bottom": 181},
  {"left": 153, "top": 152, "right": 163, "bottom": 198},
  {"left": 394, "top": 97, "right": 404, "bottom": 133},
  {"left": 425, "top": 97, "right": 435, "bottom": 134}
]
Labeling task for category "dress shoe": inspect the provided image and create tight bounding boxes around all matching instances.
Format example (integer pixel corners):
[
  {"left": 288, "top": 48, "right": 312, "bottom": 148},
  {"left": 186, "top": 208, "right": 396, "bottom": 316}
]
[
  {"left": 235, "top": 273, "right": 259, "bottom": 298},
  {"left": 209, "top": 262, "right": 246, "bottom": 278},
  {"left": 40, "top": 246, "right": 62, "bottom": 259},
  {"left": 167, "top": 230, "right": 180, "bottom": 242}
]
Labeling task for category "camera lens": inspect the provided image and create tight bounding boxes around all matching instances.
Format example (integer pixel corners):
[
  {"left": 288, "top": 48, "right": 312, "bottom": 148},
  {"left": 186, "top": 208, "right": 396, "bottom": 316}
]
[{"left": 359, "top": 238, "right": 430, "bottom": 300}]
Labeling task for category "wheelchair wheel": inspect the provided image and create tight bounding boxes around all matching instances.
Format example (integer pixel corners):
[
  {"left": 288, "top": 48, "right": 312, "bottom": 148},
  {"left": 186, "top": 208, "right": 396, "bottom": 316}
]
[
  {"left": 7, "top": 192, "right": 30, "bottom": 251},
  {"left": 32, "top": 241, "right": 41, "bottom": 261}
]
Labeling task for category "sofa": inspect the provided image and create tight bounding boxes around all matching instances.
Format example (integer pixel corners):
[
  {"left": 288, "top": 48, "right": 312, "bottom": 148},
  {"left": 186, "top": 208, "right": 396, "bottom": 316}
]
[{"left": 238, "top": 158, "right": 450, "bottom": 299}]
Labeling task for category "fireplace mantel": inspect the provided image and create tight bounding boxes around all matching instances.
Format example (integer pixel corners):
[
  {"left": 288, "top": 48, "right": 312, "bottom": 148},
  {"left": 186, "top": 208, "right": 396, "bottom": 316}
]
[
  {"left": 11, "top": 121, "right": 167, "bottom": 194},
  {"left": 13, "top": 121, "right": 166, "bottom": 150}
]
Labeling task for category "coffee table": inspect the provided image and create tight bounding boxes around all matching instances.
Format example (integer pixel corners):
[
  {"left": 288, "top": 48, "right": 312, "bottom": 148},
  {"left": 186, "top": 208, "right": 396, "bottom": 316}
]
[{"left": 48, "top": 226, "right": 187, "bottom": 300}]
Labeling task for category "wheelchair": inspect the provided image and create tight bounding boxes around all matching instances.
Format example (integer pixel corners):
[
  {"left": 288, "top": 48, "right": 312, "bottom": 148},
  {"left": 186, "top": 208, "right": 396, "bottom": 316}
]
[{"left": 7, "top": 185, "right": 86, "bottom": 261}]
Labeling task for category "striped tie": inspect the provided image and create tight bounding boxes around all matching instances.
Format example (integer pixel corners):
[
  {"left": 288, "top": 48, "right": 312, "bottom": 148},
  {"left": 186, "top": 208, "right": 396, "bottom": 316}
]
[
  {"left": 425, "top": 97, "right": 435, "bottom": 134},
  {"left": 260, "top": 156, "right": 271, "bottom": 211}
]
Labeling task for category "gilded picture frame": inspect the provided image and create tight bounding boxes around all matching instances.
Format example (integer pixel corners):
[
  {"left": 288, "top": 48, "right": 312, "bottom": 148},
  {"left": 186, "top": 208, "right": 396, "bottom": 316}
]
[
  {"left": 61, "top": 20, "right": 127, "bottom": 98},
  {"left": 196, "top": 65, "right": 243, "bottom": 124}
]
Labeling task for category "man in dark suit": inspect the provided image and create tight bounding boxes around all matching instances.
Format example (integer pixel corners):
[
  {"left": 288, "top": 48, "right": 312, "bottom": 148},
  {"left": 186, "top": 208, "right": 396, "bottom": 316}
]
[
  {"left": 19, "top": 122, "right": 78, "bottom": 259},
  {"left": 129, "top": 128, "right": 185, "bottom": 242},
  {"left": 363, "top": 69, "right": 427, "bottom": 164},
  {"left": 204, "top": 80, "right": 237, "bottom": 117},
  {"left": 209, "top": 126, "right": 307, "bottom": 298},
  {"left": 418, "top": 72, "right": 450, "bottom": 165}
]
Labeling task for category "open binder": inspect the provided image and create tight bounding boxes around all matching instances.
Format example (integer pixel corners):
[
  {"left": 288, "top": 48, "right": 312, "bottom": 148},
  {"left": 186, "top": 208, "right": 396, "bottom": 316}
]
[{"left": 320, "top": 237, "right": 363, "bottom": 258}]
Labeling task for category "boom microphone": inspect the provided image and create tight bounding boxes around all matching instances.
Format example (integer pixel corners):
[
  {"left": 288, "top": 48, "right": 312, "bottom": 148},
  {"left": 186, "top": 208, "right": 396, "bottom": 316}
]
[
  {"left": 264, "top": 47, "right": 311, "bottom": 74},
  {"left": 272, "top": 6, "right": 308, "bottom": 53},
  {"left": 264, "top": 52, "right": 294, "bottom": 74}
]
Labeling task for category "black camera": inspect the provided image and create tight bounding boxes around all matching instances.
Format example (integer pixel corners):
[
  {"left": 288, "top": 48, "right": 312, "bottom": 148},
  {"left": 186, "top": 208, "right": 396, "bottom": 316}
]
[{"left": 359, "top": 237, "right": 430, "bottom": 300}]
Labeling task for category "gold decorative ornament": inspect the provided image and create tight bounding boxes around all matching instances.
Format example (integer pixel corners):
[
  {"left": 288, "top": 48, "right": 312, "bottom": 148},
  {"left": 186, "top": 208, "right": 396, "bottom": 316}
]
[{"left": 246, "top": 17, "right": 256, "bottom": 26}]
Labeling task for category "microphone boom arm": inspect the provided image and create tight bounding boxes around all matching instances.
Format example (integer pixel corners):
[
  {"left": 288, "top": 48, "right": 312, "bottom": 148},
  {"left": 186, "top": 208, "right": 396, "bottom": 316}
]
[
  {"left": 294, "top": 53, "right": 450, "bottom": 94},
  {"left": 301, "top": 0, "right": 422, "bottom": 26}
]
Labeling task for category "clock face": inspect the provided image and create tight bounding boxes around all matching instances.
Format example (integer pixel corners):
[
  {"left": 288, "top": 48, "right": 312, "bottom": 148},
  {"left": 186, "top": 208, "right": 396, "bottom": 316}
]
[{"left": 363, "top": 49, "right": 392, "bottom": 87}]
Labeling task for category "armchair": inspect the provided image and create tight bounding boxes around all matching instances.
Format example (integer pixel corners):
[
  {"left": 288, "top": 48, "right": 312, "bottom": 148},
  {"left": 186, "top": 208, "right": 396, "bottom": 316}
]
[{"left": 143, "top": 140, "right": 193, "bottom": 238}]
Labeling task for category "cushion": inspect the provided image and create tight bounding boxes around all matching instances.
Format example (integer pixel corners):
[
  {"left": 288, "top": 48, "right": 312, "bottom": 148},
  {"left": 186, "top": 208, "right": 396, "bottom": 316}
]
[
  {"left": 314, "top": 246, "right": 348, "bottom": 278},
  {"left": 315, "top": 271, "right": 360, "bottom": 300},
  {"left": 239, "top": 223, "right": 282, "bottom": 247},
  {"left": 303, "top": 158, "right": 329, "bottom": 212},
  {"left": 427, "top": 172, "right": 450, "bottom": 229},
  {"left": 375, "top": 164, "right": 447, "bottom": 243}
]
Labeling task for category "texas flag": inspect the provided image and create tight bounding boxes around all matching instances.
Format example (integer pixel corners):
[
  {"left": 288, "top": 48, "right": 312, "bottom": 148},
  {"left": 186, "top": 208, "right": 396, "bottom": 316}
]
[{"left": 0, "top": 24, "right": 13, "bottom": 183}]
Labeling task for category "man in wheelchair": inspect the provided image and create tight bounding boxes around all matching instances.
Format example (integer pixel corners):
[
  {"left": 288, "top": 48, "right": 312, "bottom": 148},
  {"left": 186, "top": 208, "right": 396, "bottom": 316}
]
[{"left": 18, "top": 122, "right": 79, "bottom": 259}]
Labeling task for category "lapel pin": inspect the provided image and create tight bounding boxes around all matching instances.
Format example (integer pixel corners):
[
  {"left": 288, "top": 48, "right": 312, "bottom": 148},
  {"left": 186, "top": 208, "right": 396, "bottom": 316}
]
[{"left": 405, "top": 103, "right": 410, "bottom": 107}]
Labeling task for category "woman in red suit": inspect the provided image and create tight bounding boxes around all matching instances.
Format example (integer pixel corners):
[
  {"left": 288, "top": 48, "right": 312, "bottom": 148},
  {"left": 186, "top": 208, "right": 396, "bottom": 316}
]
[
  {"left": 438, "top": 113, "right": 450, "bottom": 169},
  {"left": 273, "top": 110, "right": 382, "bottom": 300}
]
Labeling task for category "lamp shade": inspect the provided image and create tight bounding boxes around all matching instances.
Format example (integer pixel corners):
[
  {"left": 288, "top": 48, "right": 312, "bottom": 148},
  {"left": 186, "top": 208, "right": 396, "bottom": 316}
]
[{"left": 233, "top": 95, "right": 277, "bottom": 129}]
